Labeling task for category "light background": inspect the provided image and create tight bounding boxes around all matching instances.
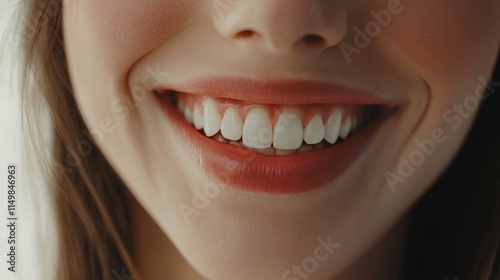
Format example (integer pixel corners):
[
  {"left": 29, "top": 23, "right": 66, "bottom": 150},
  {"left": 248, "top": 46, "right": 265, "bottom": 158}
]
[{"left": 1, "top": 1, "right": 57, "bottom": 279}]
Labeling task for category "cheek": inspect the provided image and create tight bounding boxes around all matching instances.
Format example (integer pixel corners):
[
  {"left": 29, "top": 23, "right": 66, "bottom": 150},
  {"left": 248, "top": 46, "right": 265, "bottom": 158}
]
[
  {"left": 387, "top": 0, "right": 500, "bottom": 86},
  {"left": 81, "top": 0, "right": 190, "bottom": 72}
]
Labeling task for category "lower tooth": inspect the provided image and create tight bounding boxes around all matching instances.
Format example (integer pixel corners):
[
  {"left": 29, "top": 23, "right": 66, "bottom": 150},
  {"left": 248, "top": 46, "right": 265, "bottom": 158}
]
[
  {"left": 297, "top": 145, "right": 314, "bottom": 154},
  {"left": 257, "top": 148, "right": 276, "bottom": 156},
  {"left": 229, "top": 140, "right": 242, "bottom": 147},
  {"left": 215, "top": 134, "right": 227, "bottom": 143},
  {"left": 312, "top": 142, "right": 327, "bottom": 151},
  {"left": 275, "top": 149, "right": 297, "bottom": 156}
]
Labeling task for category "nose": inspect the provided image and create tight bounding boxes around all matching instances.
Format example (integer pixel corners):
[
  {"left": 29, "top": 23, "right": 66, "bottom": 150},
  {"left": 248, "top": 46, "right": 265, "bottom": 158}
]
[{"left": 211, "top": 0, "right": 347, "bottom": 54}]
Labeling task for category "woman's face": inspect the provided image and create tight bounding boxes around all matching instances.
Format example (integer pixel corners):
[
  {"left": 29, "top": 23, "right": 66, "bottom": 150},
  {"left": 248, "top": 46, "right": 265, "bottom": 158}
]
[{"left": 63, "top": 1, "right": 499, "bottom": 279}]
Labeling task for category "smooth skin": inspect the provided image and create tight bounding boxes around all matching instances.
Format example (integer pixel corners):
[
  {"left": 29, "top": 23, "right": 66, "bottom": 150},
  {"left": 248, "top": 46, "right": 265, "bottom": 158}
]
[{"left": 63, "top": 1, "right": 500, "bottom": 279}]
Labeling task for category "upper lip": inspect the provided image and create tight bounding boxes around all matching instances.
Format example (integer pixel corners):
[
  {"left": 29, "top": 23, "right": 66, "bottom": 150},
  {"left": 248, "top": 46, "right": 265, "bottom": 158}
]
[{"left": 154, "top": 77, "right": 404, "bottom": 107}]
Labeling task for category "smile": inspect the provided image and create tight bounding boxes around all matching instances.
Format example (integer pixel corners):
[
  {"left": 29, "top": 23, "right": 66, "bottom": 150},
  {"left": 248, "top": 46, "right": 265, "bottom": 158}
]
[
  {"left": 173, "top": 93, "right": 381, "bottom": 155},
  {"left": 155, "top": 78, "right": 399, "bottom": 194}
]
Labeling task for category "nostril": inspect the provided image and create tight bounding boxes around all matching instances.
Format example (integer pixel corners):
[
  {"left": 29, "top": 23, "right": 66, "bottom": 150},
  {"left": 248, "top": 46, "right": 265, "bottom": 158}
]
[
  {"left": 235, "top": 30, "right": 256, "bottom": 39},
  {"left": 302, "top": 34, "right": 326, "bottom": 46},
  {"left": 231, "top": 31, "right": 331, "bottom": 52}
]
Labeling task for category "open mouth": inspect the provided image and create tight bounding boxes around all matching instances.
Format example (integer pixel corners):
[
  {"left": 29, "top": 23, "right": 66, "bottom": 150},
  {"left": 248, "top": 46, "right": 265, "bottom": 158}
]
[{"left": 154, "top": 78, "right": 398, "bottom": 194}]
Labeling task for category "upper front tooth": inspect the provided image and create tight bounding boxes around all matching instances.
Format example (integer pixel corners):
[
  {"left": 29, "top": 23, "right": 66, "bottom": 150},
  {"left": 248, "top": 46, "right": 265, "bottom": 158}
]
[
  {"left": 339, "top": 115, "right": 352, "bottom": 139},
  {"left": 325, "top": 109, "right": 342, "bottom": 144},
  {"left": 221, "top": 108, "right": 243, "bottom": 140},
  {"left": 273, "top": 109, "right": 303, "bottom": 150},
  {"left": 203, "top": 98, "right": 222, "bottom": 137},
  {"left": 243, "top": 107, "right": 273, "bottom": 149},
  {"left": 304, "top": 114, "right": 325, "bottom": 145},
  {"left": 193, "top": 105, "right": 204, "bottom": 130}
]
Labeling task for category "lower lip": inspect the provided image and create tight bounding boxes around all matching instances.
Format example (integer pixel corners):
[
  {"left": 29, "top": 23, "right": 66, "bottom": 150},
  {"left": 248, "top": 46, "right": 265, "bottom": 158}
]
[{"left": 158, "top": 95, "right": 393, "bottom": 194}]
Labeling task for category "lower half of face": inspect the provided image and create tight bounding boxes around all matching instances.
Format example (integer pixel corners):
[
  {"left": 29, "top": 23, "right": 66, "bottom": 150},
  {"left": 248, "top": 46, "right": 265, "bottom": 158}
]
[{"left": 62, "top": 0, "right": 499, "bottom": 279}]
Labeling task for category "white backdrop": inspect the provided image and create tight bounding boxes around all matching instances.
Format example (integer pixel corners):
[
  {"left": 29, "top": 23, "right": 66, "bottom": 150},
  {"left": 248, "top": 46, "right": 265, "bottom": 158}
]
[{"left": 1, "top": 1, "right": 58, "bottom": 279}]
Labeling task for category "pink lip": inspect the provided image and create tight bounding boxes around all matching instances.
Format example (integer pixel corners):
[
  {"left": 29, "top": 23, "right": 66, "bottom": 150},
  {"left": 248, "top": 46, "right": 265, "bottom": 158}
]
[
  {"left": 156, "top": 77, "right": 401, "bottom": 106},
  {"left": 155, "top": 78, "right": 399, "bottom": 194}
]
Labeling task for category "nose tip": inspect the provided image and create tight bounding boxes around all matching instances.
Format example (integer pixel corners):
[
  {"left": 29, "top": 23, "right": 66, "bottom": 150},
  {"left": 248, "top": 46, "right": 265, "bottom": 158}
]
[{"left": 212, "top": 0, "right": 347, "bottom": 54}]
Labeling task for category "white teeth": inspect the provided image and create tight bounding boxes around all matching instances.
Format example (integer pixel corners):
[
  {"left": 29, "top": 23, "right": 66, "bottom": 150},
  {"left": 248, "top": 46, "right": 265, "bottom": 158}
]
[
  {"left": 304, "top": 114, "right": 325, "bottom": 145},
  {"left": 184, "top": 107, "right": 193, "bottom": 124},
  {"left": 324, "top": 109, "right": 342, "bottom": 144},
  {"left": 221, "top": 108, "right": 243, "bottom": 141},
  {"left": 203, "top": 98, "right": 222, "bottom": 137},
  {"left": 177, "top": 97, "right": 373, "bottom": 153},
  {"left": 339, "top": 115, "right": 352, "bottom": 139},
  {"left": 243, "top": 107, "right": 273, "bottom": 149},
  {"left": 229, "top": 140, "right": 242, "bottom": 147},
  {"left": 273, "top": 109, "right": 303, "bottom": 150},
  {"left": 193, "top": 105, "right": 203, "bottom": 130},
  {"left": 215, "top": 133, "right": 227, "bottom": 143}
]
